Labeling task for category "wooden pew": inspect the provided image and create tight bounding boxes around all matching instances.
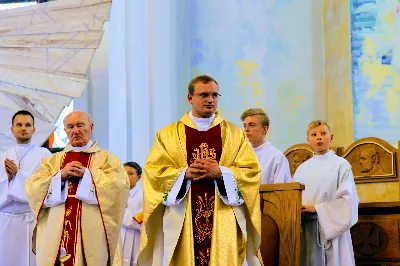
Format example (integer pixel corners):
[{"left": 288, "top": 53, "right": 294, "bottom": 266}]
[
  {"left": 282, "top": 138, "right": 400, "bottom": 265},
  {"left": 341, "top": 137, "right": 400, "bottom": 265},
  {"left": 259, "top": 182, "right": 304, "bottom": 266}
]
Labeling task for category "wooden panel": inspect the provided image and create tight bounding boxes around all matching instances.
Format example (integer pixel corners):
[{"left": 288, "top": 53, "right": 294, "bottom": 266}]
[
  {"left": 0, "top": 67, "right": 87, "bottom": 98},
  {"left": 356, "top": 182, "right": 400, "bottom": 203},
  {"left": 359, "top": 202, "right": 400, "bottom": 210},
  {"left": 0, "top": 31, "right": 103, "bottom": 49},
  {"left": 260, "top": 185, "right": 303, "bottom": 265},
  {"left": 352, "top": 203, "right": 400, "bottom": 265},
  {"left": 0, "top": 48, "right": 95, "bottom": 76},
  {"left": 260, "top": 182, "right": 305, "bottom": 192},
  {"left": 260, "top": 215, "right": 279, "bottom": 266},
  {"left": 284, "top": 144, "right": 313, "bottom": 176},
  {"left": 353, "top": 219, "right": 396, "bottom": 259},
  {"left": 0, "top": 3, "right": 111, "bottom": 36},
  {"left": 353, "top": 216, "right": 400, "bottom": 264},
  {"left": 341, "top": 137, "right": 399, "bottom": 183}
]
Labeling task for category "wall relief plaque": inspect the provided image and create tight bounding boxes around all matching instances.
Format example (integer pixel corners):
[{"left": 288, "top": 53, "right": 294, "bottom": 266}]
[
  {"left": 341, "top": 138, "right": 397, "bottom": 183},
  {"left": 284, "top": 144, "right": 313, "bottom": 176}
]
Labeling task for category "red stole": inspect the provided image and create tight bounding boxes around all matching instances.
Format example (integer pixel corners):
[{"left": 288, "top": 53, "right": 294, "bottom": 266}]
[
  {"left": 56, "top": 152, "right": 91, "bottom": 266},
  {"left": 185, "top": 125, "right": 222, "bottom": 266}
]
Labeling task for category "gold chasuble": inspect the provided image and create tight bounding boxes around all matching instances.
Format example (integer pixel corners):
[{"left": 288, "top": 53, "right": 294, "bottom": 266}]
[
  {"left": 25, "top": 141, "right": 130, "bottom": 266},
  {"left": 138, "top": 113, "right": 262, "bottom": 266}
]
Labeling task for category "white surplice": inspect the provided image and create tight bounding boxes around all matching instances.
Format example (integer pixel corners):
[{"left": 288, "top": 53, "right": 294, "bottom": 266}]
[
  {"left": 292, "top": 150, "right": 359, "bottom": 266},
  {"left": 121, "top": 178, "right": 143, "bottom": 266},
  {"left": 0, "top": 143, "right": 51, "bottom": 266},
  {"left": 253, "top": 141, "right": 291, "bottom": 184}
]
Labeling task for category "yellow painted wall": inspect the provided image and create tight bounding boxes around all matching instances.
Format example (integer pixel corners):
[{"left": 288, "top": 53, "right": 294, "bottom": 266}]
[
  {"left": 324, "top": 0, "right": 400, "bottom": 203},
  {"left": 323, "top": 0, "right": 354, "bottom": 149}
]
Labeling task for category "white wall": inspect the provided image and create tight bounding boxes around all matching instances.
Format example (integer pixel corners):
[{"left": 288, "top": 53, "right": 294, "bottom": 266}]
[
  {"left": 81, "top": 0, "right": 326, "bottom": 165},
  {"left": 75, "top": 22, "right": 110, "bottom": 150},
  {"left": 187, "top": 0, "right": 326, "bottom": 149}
]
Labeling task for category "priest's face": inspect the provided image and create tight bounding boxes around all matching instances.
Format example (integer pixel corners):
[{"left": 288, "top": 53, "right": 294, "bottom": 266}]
[
  {"left": 11, "top": 115, "right": 36, "bottom": 144},
  {"left": 64, "top": 111, "right": 94, "bottom": 147},
  {"left": 188, "top": 81, "right": 219, "bottom": 118},
  {"left": 125, "top": 166, "right": 141, "bottom": 189},
  {"left": 307, "top": 125, "right": 332, "bottom": 155},
  {"left": 243, "top": 115, "right": 268, "bottom": 148}
]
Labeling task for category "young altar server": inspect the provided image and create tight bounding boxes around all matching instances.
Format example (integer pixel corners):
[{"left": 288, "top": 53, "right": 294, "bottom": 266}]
[
  {"left": 241, "top": 108, "right": 291, "bottom": 183},
  {"left": 292, "top": 120, "right": 359, "bottom": 266},
  {"left": 0, "top": 110, "right": 51, "bottom": 266},
  {"left": 121, "top": 161, "right": 144, "bottom": 266}
]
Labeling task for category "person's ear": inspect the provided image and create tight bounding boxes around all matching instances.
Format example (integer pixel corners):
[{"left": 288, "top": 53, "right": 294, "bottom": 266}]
[
  {"left": 188, "top": 94, "right": 194, "bottom": 104},
  {"left": 263, "top": 126, "right": 269, "bottom": 135}
]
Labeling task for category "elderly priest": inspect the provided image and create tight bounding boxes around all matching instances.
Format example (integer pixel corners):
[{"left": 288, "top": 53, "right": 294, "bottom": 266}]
[{"left": 25, "top": 111, "right": 130, "bottom": 266}]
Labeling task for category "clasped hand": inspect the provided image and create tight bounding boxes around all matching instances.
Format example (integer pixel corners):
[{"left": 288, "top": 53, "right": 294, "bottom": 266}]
[
  {"left": 61, "top": 161, "right": 85, "bottom": 180},
  {"left": 185, "top": 158, "right": 222, "bottom": 181},
  {"left": 4, "top": 159, "right": 18, "bottom": 181},
  {"left": 301, "top": 205, "right": 316, "bottom": 213}
]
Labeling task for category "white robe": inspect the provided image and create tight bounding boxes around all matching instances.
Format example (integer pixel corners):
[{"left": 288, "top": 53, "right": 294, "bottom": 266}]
[
  {"left": 253, "top": 141, "right": 291, "bottom": 184},
  {"left": 0, "top": 143, "right": 51, "bottom": 266},
  {"left": 292, "top": 150, "right": 359, "bottom": 266},
  {"left": 121, "top": 179, "right": 143, "bottom": 266}
]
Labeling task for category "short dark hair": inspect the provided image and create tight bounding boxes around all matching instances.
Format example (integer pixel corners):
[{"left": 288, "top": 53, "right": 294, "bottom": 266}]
[
  {"left": 12, "top": 110, "right": 35, "bottom": 126},
  {"left": 124, "top": 161, "right": 142, "bottom": 175},
  {"left": 188, "top": 75, "right": 219, "bottom": 95}
]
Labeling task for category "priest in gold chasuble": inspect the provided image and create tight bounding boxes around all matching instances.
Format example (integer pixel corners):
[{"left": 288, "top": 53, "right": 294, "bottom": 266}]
[
  {"left": 25, "top": 111, "right": 130, "bottom": 266},
  {"left": 137, "top": 75, "right": 262, "bottom": 266}
]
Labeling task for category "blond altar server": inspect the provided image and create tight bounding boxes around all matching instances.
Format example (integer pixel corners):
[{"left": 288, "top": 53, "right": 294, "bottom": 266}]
[
  {"left": 0, "top": 110, "right": 51, "bottom": 266},
  {"left": 138, "top": 75, "right": 262, "bottom": 266},
  {"left": 293, "top": 120, "right": 359, "bottom": 266},
  {"left": 241, "top": 108, "right": 291, "bottom": 184},
  {"left": 25, "top": 111, "right": 130, "bottom": 266},
  {"left": 121, "top": 162, "right": 143, "bottom": 266}
]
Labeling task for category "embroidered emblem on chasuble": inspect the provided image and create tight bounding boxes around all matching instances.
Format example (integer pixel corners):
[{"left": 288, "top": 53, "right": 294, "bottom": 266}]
[
  {"left": 57, "top": 152, "right": 91, "bottom": 266},
  {"left": 185, "top": 125, "right": 222, "bottom": 266}
]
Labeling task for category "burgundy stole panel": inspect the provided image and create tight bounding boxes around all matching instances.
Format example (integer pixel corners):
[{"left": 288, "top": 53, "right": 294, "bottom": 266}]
[
  {"left": 56, "top": 152, "right": 91, "bottom": 266},
  {"left": 185, "top": 125, "right": 222, "bottom": 266}
]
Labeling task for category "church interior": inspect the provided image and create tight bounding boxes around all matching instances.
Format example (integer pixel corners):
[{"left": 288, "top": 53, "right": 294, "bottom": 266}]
[{"left": 0, "top": 0, "right": 400, "bottom": 265}]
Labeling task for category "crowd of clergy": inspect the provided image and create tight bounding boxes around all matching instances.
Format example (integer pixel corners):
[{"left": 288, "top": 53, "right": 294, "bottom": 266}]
[{"left": 0, "top": 75, "right": 358, "bottom": 266}]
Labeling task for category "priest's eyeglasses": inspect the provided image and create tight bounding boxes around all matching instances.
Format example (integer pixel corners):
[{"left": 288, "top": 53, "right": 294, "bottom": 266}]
[{"left": 192, "top": 92, "right": 221, "bottom": 99}]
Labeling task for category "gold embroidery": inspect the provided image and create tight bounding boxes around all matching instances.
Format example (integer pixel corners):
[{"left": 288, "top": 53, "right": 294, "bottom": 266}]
[
  {"left": 65, "top": 206, "right": 72, "bottom": 217},
  {"left": 68, "top": 183, "right": 73, "bottom": 193},
  {"left": 64, "top": 220, "right": 72, "bottom": 229},
  {"left": 192, "top": 143, "right": 216, "bottom": 162},
  {"left": 197, "top": 248, "right": 210, "bottom": 266},
  {"left": 194, "top": 192, "right": 214, "bottom": 243},
  {"left": 61, "top": 220, "right": 72, "bottom": 252}
]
